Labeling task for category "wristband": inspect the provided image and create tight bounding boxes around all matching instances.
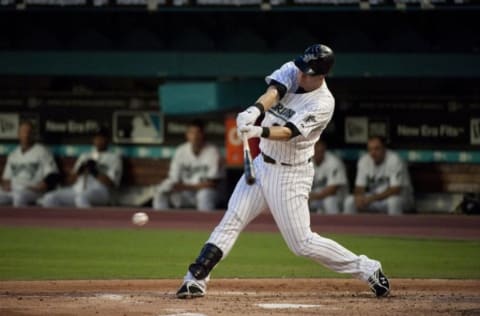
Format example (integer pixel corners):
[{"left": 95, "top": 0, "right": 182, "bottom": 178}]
[
  {"left": 261, "top": 127, "right": 270, "bottom": 138},
  {"left": 252, "top": 102, "right": 265, "bottom": 113}
]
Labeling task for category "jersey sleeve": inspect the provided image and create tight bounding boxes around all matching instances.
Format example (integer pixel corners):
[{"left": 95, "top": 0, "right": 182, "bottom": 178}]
[
  {"left": 73, "top": 154, "right": 88, "bottom": 173},
  {"left": 106, "top": 154, "right": 123, "bottom": 187},
  {"left": 287, "top": 101, "right": 334, "bottom": 138},
  {"left": 2, "top": 154, "right": 13, "bottom": 180},
  {"left": 206, "top": 146, "right": 223, "bottom": 180},
  {"left": 388, "top": 158, "right": 406, "bottom": 188},
  {"left": 354, "top": 157, "right": 368, "bottom": 187},
  {"left": 265, "top": 62, "right": 298, "bottom": 93},
  {"left": 327, "top": 159, "right": 348, "bottom": 187},
  {"left": 41, "top": 148, "right": 59, "bottom": 176},
  {"left": 167, "top": 147, "right": 182, "bottom": 183}
]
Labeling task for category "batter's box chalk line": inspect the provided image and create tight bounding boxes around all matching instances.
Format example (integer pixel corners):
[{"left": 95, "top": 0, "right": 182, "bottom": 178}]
[
  {"left": 160, "top": 313, "right": 207, "bottom": 316},
  {"left": 257, "top": 303, "right": 339, "bottom": 310}
]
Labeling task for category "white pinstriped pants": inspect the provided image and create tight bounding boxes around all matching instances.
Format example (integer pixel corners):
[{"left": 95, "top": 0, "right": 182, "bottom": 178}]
[{"left": 207, "top": 155, "right": 381, "bottom": 282}]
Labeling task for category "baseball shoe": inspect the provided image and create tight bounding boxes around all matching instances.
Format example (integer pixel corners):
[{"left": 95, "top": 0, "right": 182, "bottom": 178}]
[
  {"left": 368, "top": 269, "right": 390, "bottom": 297},
  {"left": 176, "top": 280, "right": 205, "bottom": 299}
]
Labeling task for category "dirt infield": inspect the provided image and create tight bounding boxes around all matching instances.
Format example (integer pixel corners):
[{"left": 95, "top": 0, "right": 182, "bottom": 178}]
[
  {"left": 1, "top": 279, "right": 480, "bottom": 316},
  {"left": 1, "top": 207, "right": 480, "bottom": 315}
]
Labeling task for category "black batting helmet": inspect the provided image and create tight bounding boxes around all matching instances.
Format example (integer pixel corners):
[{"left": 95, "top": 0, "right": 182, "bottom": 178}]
[{"left": 294, "top": 44, "right": 335, "bottom": 76}]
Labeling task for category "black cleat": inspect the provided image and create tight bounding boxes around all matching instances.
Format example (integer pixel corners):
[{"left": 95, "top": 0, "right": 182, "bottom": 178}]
[
  {"left": 176, "top": 280, "right": 205, "bottom": 299},
  {"left": 368, "top": 269, "right": 390, "bottom": 297}
]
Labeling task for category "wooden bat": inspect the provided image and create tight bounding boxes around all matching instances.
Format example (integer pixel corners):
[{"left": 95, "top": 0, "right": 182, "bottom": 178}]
[{"left": 243, "top": 135, "right": 256, "bottom": 185}]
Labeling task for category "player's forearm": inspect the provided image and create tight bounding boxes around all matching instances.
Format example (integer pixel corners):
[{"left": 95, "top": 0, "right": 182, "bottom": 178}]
[
  {"left": 353, "top": 186, "right": 365, "bottom": 196},
  {"left": 369, "top": 187, "right": 402, "bottom": 202},
  {"left": 310, "top": 185, "right": 339, "bottom": 200},
  {"left": 262, "top": 126, "right": 292, "bottom": 141},
  {"left": 255, "top": 86, "right": 280, "bottom": 111},
  {"left": 96, "top": 174, "right": 115, "bottom": 188}
]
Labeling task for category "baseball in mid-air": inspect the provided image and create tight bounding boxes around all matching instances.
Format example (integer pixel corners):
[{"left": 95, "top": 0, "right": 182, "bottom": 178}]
[{"left": 132, "top": 212, "right": 149, "bottom": 226}]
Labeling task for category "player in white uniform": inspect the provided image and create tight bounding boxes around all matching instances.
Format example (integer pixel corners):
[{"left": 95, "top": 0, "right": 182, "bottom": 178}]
[
  {"left": 344, "top": 136, "right": 414, "bottom": 215},
  {"left": 0, "top": 121, "right": 59, "bottom": 206},
  {"left": 310, "top": 140, "right": 349, "bottom": 214},
  {"left": 175, "top": 44, "right": 390, "bottom": 299},
  {"left": 153, "top": 120, "right": 223, "bottom": 211},
  {"left": 40, "top": 128, "right": 122, "bottom": 208}
]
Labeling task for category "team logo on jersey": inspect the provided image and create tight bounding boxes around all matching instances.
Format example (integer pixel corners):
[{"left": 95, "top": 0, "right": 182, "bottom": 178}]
[
  {"left": 303, "top": 115, "right": 317, "bottom": 123},
  {"left": 366, "top": 176, "right": 390, "bottom": 191},
  {"left": 268, "top": 103, "right": 296, "bottom": 121},
  {"left": 10, "top": 162, "right": 40, "bottom": 179}
]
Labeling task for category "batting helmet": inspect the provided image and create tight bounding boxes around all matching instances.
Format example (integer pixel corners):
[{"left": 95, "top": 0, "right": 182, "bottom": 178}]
[{"left": 294, "top": 44, "right": 335, "bottom": 76}]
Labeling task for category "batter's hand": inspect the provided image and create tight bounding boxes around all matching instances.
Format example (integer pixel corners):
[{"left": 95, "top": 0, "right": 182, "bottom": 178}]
[
  {"left": 236, "top": 106, "right": 261, "bottom": 128},
  {"left": 239, "top": 125, "right": 262, "bottom": 139}
]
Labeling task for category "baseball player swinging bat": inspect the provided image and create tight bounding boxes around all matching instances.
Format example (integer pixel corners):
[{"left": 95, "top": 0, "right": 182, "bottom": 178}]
[{"left": 242, "top": 134, "right": 256, "bottom": 185}]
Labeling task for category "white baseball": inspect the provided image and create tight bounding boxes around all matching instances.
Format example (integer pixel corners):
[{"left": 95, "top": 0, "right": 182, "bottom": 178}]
[{"left": 132, "top": 212, "right": 149, "bottom": 226}]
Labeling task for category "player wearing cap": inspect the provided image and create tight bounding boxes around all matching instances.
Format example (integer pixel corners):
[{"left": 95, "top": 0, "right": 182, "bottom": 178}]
[
  {"left": 310, "top": 140, "right": 349, "bottom": 214},
  {"left": 175, "top": 44, "right": 390, "bottom": 299},
  {"left": 344, "top": 136, "right": 414, "bottom": 215},
  {"left": 40, "top": 128, "right": 122, "bottom": 208},
  {"left": 0, "top": 121, "right": 59, "bottom": 206}
]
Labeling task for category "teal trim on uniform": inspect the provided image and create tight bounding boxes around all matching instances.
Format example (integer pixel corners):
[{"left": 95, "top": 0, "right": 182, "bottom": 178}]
[
  {"left": 1, "top": 144, "right": 479, "bottom": 163},
  {"left": 0, "top": 52, "right": 479, "bottom": 78}
]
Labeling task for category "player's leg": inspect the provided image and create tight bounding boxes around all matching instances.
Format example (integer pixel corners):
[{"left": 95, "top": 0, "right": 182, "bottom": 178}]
[
  {"left": 343, "top": 194, "right": 357, "bottom": 214},
  {"left": 153, "top": 180, "right": 175, "bottom": 210},
  {"left": 323, "top": 195, "right": 341, "bottom": 215},
  {"left": 75, "top": 186, "right": 109, "bottom": 208},
  {"left": 177, "top": 157, "right": 268, "bottom": 298},
  {"left": 309, "top": 198, "right": 324, "bottom": 213},
  {"left": 196, "top": 188, "right": 217, "bottom": 211},
  {"left": 0, "top": 190, "right": 13, "bottom": 205},
  {"left": 12, "top": 189, "right": 40, "bottom": 206},
  {"left": 263, "top": 164, "right": 386, "bottom": 292},
  {"left": 386, "top": 195, "right": 403, "bottom": 215},
  {"left": 41, "top": 188, "right": 76, "bottom": 207}
]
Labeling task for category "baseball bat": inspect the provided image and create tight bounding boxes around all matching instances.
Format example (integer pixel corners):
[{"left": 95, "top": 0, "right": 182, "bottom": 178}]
[{"left": 243, "top": 134, "right": 256, "bottom": 185}]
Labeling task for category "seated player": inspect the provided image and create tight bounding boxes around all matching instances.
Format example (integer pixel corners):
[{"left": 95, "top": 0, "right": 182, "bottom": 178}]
[
  {"left": 309, "top": 140, "right": 349, "bottom": 214},
  {"left": 153, "top": 120, "right": 223, "bottom": 211},
  {"left": 0, "top": 121, "right": 59, "bottom": 206},
  {"left": 343, "top": 136, "right": 414, "bottom": 215},
  {"left": 40, "top": 128, "right": 122, "bottom": 208}
]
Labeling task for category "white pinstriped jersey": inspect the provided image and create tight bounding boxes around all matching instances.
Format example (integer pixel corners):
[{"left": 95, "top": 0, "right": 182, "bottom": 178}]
[
  {"left": 261, "top": 61, "right": 335, "bottom": 164},
  {"left": 355, "top": 150, "right": 413, "bottom": 195},
  {"left": 2, "top": 144, "right": 58, "bottom": 190}
]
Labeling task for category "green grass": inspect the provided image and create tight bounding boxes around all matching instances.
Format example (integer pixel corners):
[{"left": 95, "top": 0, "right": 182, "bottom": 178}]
[{"left": 0, "top": 227, "right": 479, "bottom": 280}]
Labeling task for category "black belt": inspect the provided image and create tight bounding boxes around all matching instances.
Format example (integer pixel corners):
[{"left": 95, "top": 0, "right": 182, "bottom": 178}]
[{"left": 262, "top": 152, "right": 312, "bottom": 167}]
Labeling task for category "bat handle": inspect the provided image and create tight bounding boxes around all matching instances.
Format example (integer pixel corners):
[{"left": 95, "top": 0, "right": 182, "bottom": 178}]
[{"left": 242, "top": 133, "right": 249, "bottom": 150}]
